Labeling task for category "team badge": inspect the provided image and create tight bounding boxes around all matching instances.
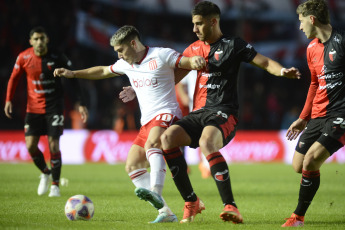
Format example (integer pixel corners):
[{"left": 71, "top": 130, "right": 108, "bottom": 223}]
[
  {"left": 149, "top": 59, "right": 158, "bottom": 70},
  {"left": 214, "top": 169, "right": 229, "bottom": 181},
  {"left": 47, "top": 61, "right": 55, "bottom": 70},
  {"left": 214, "top": 50, "right": 223, "bottom": 61},
  {"left": 329, "top": 49, "right": 336, "bottom": 62}
]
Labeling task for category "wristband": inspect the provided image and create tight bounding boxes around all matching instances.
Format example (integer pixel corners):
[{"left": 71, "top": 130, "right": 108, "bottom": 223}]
[{"left": 281, "top": 68, "right": 286, "bottom": 76}]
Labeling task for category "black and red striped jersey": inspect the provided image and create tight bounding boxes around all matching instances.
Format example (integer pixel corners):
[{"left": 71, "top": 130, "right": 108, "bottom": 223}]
[
  {"left": 300, "top": 28, "right": 345, "bottom": 120},
  {"left": 183, "top": 36, "right": 257, "bottom": 116},
  {"left": 6, "top": 47, "right": 83, "bottom": 114}
]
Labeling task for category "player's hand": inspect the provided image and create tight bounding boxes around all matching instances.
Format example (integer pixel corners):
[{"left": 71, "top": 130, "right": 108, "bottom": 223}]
[
  {"left": 78, "top": 106, "right": 89, "bottom": 123},
  {"left": 119, "top": 86, "right": 136, "bottom": 103},
  {"left": 286, "top": 118, "right": 307, "bottom": 141},
  {"left": 282, "top": 67, "right": 301, "bottom": 79},
  {"left": 190, "top": 56, "right": 206, "bottom": 70},
  {"left": 4, "top": 101, "right": 13, "bottom": 119},
  {"left": 53, "top": 68, "right": 75, "bottom": 78}
]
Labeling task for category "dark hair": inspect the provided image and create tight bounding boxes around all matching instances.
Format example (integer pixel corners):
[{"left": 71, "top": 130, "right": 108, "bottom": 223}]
[
  {"left": 29, "top": 26, "right": 47, "bottom": 38},
  {"left": 296, "top": 0, "right": 330, "bottom": 24},
  {"left": 192, "top": 1, "right": 221, "bottom": 18}
]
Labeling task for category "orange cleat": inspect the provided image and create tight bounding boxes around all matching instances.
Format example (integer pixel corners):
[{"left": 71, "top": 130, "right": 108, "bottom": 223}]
[
  {"left": 219, "top": 204, "right": 243, "bottom": 224},
  {"left": 180, "top": 197, "right": 205, "bottom": 223},
  {"left": 281, "top": 213, "right": 304, "bottom": 227}
]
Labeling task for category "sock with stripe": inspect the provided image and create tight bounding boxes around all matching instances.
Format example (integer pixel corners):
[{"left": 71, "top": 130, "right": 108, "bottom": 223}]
[
  {"left": 207, "top": 152, "right": 236, "bottom": 207},
  {"left": 50, "top": 151, "right": 62, "bottom": 186},
  {"left": 294, "top": 169, "right": 320, "bottom": 216},
  {"left": 163, "top": 147, "right": 197, "bottom": 202},
  {"left": 128, "top": 168, "right": 151, "bottom": 190}
]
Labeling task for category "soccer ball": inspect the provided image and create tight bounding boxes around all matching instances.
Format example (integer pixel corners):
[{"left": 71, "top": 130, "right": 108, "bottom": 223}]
[{"left": 64, "top": 195, "right": 94, "bottom": 221}]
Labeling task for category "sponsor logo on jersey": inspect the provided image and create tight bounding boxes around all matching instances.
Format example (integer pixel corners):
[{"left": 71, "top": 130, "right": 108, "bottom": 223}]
[
  {"left": 201, "top": 72, "right": 222, "bottom": 78},
  {"left": 214, "top": 50, "right": 223, "bottom": 61},
  {"left": 307, "top": 42, "right": 316, "bottom": 49},
  {"left": 132, "top": 77, "right": 158, "bottom": 88},
  {"left": 23, "top": 54, "right": 31, "bottom": 59},
  {"left": 192, "top": 46, "right": 200, "bottom": 50},
  {"left": 329, "top": 49, "right": 336, "bottom": 62},
  {"left": 199, "top": 83, "right": 221, "bottom": 89},
  {"left": 334, "top": 36, "right": 341, "bottom": 44},
  {"left": 149, "top": 59, "right": 158, "bottom": 70},
  {"left": 246, "top": 44, "right": 253, "bottom": 49}
]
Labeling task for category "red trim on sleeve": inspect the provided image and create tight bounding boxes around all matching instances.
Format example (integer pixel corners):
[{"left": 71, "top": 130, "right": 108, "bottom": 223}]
[{"left": 175, "top": 55, "right": 183, "bottom": 68}]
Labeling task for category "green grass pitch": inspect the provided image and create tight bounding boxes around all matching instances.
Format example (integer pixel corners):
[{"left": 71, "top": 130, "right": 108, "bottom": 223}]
[{"left": 0, "top": 163, "right": 344, "bottom": 229}]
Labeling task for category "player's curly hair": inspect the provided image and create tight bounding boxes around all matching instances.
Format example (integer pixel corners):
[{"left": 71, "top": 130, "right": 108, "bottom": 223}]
[
  {"left": 110, "top": 25, "right": 141, "bottom": 46},
  {"left": 296, "top": 0, "right": 330, "bottom": 25},
  {"left": 192, "top": 1, "right": 221, "bottom": 18}
]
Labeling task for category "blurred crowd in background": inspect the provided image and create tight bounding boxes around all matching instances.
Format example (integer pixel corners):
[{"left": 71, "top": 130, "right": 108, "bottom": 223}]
[{"left": 1, "top": 0, "right": 345, "bottom": 131}]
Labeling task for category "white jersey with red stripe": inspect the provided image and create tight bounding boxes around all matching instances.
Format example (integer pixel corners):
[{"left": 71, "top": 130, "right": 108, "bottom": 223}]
[{"left": 109, "top": 47, "right": 183, "bottom": 125}]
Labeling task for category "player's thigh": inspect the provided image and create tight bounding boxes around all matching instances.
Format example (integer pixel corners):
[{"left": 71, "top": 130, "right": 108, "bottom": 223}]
[
  {"left": 25, "top": 135, "right": 40, "bottom": 153},
  {"left": 199, "top": 126, "right": 223, "bottom": 155},
  {"left": 303, "top": 142, "right": 330, "bottom": 171},
  {"left": 292, "top": 151, "right": 305, "bottom": 173},
  {"left": 145, "top": 126, "right": 165, "bottom": 150},
  {"left": 161, "top": 124, "right": 192, "bottom": 149},
  {"left": 125, "top": 144, "right": 148, "bottom": 173}
]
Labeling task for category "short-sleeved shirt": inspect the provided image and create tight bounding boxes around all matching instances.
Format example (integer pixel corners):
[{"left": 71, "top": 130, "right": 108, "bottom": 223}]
[
  {"left": 183, "top": 36, "right": 257, "bottom": 117},
  {"left": 109, "top": 46, "right": 183, "bottom": 125},
  {"left": 300, "top": 28, "right": 345, "bottom": 120}
]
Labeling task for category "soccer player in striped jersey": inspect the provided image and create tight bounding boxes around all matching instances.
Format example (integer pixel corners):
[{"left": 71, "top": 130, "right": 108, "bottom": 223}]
[
  {"left": 159, "top": 1, "right": 301, "bottom": 224},
  {"left": 282, "top": 0, "right": 345, "bottom": 227},
  {"left": 4, "top": 26, "right": 88, "bottom": 197},
  {"left": 54, "top": 25, "right": 205, "bottom": 223}
]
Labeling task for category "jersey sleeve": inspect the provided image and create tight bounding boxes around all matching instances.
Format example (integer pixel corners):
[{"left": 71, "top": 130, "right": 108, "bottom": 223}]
[
  {"left": 234, "top": 37, "right": 257, "bottom": 63},
  {"left": 157, "top": 48, "right": 183, "bottom": 68},
  {"left": 109, "top": 59, "right": 126, "bottom": 75},
  {"left": 6, "top": 54, "right": 25, "bottom": 102},
  {"left": 299, "top": 48, "right": 317, "bottom": 120}
]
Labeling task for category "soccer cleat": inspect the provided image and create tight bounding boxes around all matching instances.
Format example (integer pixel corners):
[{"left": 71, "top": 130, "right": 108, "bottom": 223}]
[
  {"left": 281, "top": 213, "right": 304, "bottom": 227},
  {"left": 135, "top": 187, "right": 164, "bottom": 210},
  {"left": 180, "top": 197, "right": 205, "bottom": 223},
  {"left": 149, "top": 212, "right": 178, "bottom": 223},
  {"left": 48, "top": 185, "right": 61, "bottom": 197},
  {"left": 220, "top": 204, "right": 243, "bottom": 224},
  {"left": 37, "top": 173, "right": 51, "bottom": 196}
]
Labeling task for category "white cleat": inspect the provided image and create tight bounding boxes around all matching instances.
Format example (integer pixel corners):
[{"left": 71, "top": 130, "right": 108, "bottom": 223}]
[
  {"left": 48, "top": 185, "right": 60, "bottom": 197},
  {"left": 37, "top": 173, "right": 51, "bottom": 196}
]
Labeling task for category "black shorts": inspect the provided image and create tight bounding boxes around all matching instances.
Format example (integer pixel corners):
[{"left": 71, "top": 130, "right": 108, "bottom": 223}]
[
  {"left": 24, "top": 112, "right": 64, "bottom": 137},
  {"left": 175, "top": 109, "right": 238, "bottom": 148},
  {"left": 295, "top": 116, "right": 345, "bottom": 155}
]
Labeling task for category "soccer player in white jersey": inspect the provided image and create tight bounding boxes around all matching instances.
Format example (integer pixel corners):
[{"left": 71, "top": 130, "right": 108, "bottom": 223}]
[{"left": 54, "top": 25, "right": 205, "bottom": 223}]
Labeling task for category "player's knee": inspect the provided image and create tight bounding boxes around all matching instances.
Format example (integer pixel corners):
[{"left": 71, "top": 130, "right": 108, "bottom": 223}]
[
  {"left": 160, "top": 132, "right": 171, "bottom": 148},
  {"left": 144, "top": 140, "right": 160, "bottom": 150},
  {"left": 292, "top": 164, "right": 302, "bottom": 174}
]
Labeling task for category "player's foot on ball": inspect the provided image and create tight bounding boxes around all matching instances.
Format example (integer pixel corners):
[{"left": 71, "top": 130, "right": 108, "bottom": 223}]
[
  {"left": 281, "top": 213, "right": 304, "bottom": 227},
  {"left": 220, "top": 204, "right": 243, "bottom": 224},
  {"left": 37, "top": 173, "right": 51, "bottom": 196},
  {"left": 149, "top": 212, "right": 178, "bottom": 223},
  {"left": 135, "top": 187, "right": 164, "bottom": 210},
  {"left": 180, "top": 197, "right": 205, "bottom": 223},
  {"left": 48, "top": 185, "right": 61, "bottom": 197}
]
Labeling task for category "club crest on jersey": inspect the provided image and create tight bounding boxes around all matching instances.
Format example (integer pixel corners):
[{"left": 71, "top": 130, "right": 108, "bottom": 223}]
[
  {"left": 214, "top": 169, "right": 229, "bottom": 182},
  {"left": 47, "top": 62, "right": 55, "bottom": 70},
  {"left": 149, "top": 59, "right": 158, "bottom": 70},
  {"left": 329, "top": 49, "right": 336, "bottom": 62},
  {"left": 214, "top": 50, "right": 223, "bottom": 61}
]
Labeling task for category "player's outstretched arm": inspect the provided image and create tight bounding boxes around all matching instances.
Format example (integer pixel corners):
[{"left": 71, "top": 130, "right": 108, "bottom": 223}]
[
  {"left": 286, "top": 118, "right": 308, "bottom": 141},
  {"left": 4, "top": 101, "right": 13, "bottom": 119},
  {"left": 179, "top": 56, "right": 206, "bottom": 70},
  {"left": 250, "top": 53, "right": 301, "bottom": 79},
  {"left": 54, "top": 66, "right": 117, "bottom": 80}
]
